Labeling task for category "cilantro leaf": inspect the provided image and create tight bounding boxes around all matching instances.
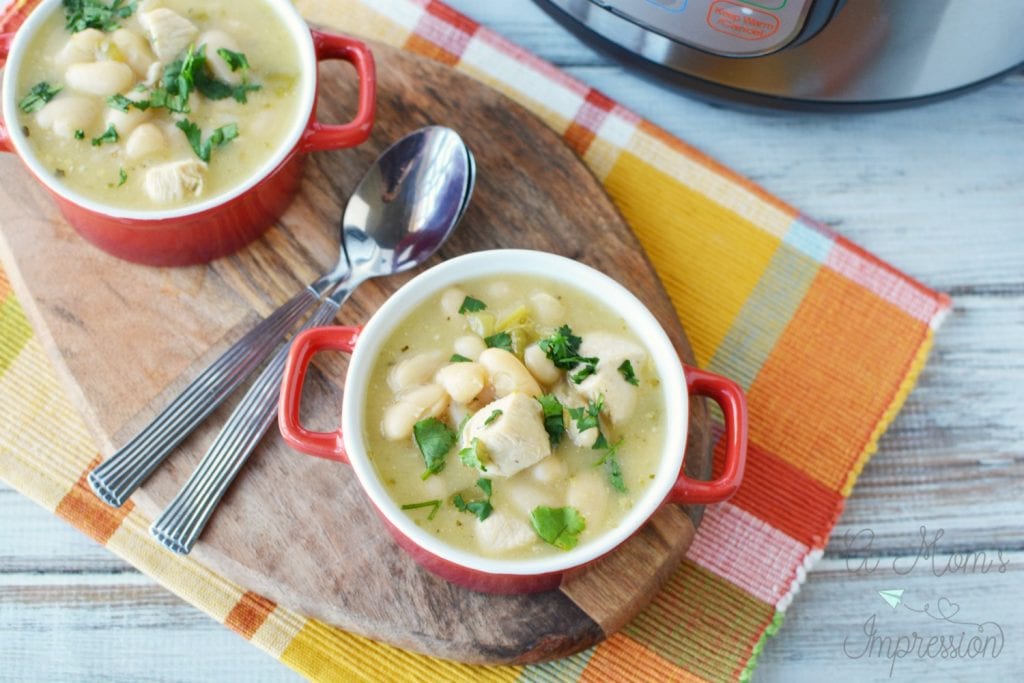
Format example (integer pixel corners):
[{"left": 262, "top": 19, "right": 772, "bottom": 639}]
[
  {"left": 484, "top": 331, "right": 513, "bottom": 352},
  {"left": 618, "top": 360, "right": 639, "bottom": 386},
  {"left": 63, "top": 0, "right": 136, "bottom": 33},
  {"left": 413, "top": 418, "right": 455, "bottom": 479},
  {"left": 449, "top": 353, "right": 472, "bottom": 363},
  {"left": 453, "top": 495, "right": 493, "bottom": 522},
  {"left": 452, "top": 478, "right": 493, "bottom": 521},
  {"left": 217, "top": 48, "right": 250, "bottom": 72},
  {"left": 176, "top": 120, "right": 239, "bottom": 163},
  {"left": 530, "top": 506, "right": 586, "bottom": 550},
  {"left": 117, "top": 167, "right": 127, "bottom": 187},
  {"left": 19, "top": 82, "right": 62, "bottom": 113},
  {"left": 91, "top": 124, "right": 118, "bottom": 146},
  {"left": 458, "top": 437, "right": 488, "bottom": 472},
  {"left": 568, "top": 396, "right": 608, "bottom": 449},
  {"left": 401, "top": 499, "right": 441, "bottom": 521},
  {"left": 596, "top": 438, "right": 627, "bottom": 493},
  {"left": 74, "top": 129, "right": 85, "bottom": 140},
  {"left": 483, "top": 409, "right": 503, "bottom": 427},
  {"left": 538, "top": 325, "right": 598, "bottom": 383},
  {"left": 105, "top": 94, "right": 132, "bottom": 112},
  {"left": 536, "top": 394, "right": 565, "bottom": 446},
  {"left": 458, "top": 296, "right": 487, "bottom": 314}
]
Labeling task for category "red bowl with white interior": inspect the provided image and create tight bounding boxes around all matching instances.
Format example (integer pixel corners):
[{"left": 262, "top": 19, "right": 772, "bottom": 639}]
[
  {"left": 278, "top": 250, "right": 747, "bottom": 594},
  {"left": 0, "top": 0, "right": 375, "bottom": 266}
]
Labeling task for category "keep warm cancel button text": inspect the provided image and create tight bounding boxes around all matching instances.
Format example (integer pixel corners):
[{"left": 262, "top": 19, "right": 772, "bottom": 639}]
[{"left": 707, "top": 0, "right": 780, "bottom": 40}]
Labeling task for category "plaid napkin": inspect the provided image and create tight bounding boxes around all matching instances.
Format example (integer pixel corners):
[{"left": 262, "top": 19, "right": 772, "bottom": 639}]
[{"left": 0, "top": 0, "right": 950, "bottom": 680}]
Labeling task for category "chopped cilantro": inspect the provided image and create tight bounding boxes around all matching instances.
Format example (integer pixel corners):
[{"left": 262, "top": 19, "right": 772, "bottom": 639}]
[
  {"left": 217, "top": 48, "right": 251, "bottom": 72},
  {"left": 176, "top": 120, "right": 239, "bottom": 163},
  {"left": 117, "top": 167, "right": 127, "bottom": 187},
  {"left": 401, "top": 499, "right": 441, "bottom": 521},
  {"left": 483, "top": 409, "right": 503, "bottom": 427},
  {"left": 74, "top": 129, "right": 85, "bottom": 140},
  {"left": 458, "top": 437, "right": 488, "bottom": 472},
  {"left": 18, "top": 82, "right": 62, "bottom": 113},
  {"left": 536, "top": 394, "right": 566, "bottom": 446},
  {"left": 452, "top": 478, "right": 493, "bottom": 521},
  {"left": 63, "top": 0, "right": 136, "bottom": 33},
  {"left": 413, "top": 418, "right": 455, "bottom": 479},
  {"left": 567, "top": 396, "right": 608, "bottom": 449},
  {"left": 530, "top": 506, "right": 586, "bottom": 550},
  {"left": 618, "top": 360, "right": 639, "bottom": 386},
  {"left": 458, "top": 296, "right": 487, "bottom": 314},
  {"left": 484, "top": 331, "right": 513, "bottom": 352},
  {"left": 90, "top": 124, "right": 118, "bottom": 146},
  {"left": 539, "top": 325, "right": 598, "bottom": 384},
  {"left": 596, "top": 438, "right": 627, "bottom": 493},
  {"left": 449, "top": 354, "right": 472, "bottom": 363},
  {"left": 105, "top": 94, "right": 132, "bottom": 112}
]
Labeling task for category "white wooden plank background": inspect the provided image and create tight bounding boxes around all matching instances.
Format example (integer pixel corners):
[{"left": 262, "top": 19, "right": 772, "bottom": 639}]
[{"left": 2, "top": 1, "right": 1022, "bottom": 680}]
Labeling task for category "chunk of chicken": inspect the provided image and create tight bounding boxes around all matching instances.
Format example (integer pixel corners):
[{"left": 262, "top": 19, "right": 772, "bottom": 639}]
[
  {"left": 553, "top": 381, "right": 599, "bottom": 449},
  {"left": 474, "top": 509, "right": 536, "bottom": 555},
  {"left": 140, "top": 8, "right": 198, "bottom": 62},
  {"left": 144, "top": 159, "right": 206, "bottom": 203},
  {"left": 461, "top": 392, "right": 550, "bottom": 478},
  {"left": 575, "top": 332, "right": 646, "bottom": 425}
]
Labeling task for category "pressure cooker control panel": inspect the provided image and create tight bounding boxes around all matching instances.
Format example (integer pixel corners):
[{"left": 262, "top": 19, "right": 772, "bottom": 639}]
[{"left": 591, "top": 0, "right": 816, "bottom": 57}]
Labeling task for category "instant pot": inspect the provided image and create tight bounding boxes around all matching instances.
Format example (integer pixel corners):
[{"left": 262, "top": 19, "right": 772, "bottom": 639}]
[{"left": 537, "top": 0, "right": 1024, "bottom": 107}]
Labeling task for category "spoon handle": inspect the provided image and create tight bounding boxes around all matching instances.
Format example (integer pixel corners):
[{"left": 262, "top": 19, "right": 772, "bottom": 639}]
[
  {"left": 88, "top": 287, "right": 320, "bottom": 508},
  {"left": 149, "top": 298, "right": 342, "bottom": 555}
]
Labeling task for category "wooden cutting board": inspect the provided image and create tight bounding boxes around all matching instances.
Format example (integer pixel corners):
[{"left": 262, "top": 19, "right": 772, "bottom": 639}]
[{"left": 0, "top": 40, "right": 712, "bottom": 664}]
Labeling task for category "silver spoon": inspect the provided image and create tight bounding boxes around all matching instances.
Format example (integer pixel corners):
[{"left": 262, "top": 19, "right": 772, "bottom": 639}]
[
  {"left": 149, "top": 126, "right": 473, "bottom": 554},
  {"left": 88, "top": 134, "right": 472, "bottom": 509}
]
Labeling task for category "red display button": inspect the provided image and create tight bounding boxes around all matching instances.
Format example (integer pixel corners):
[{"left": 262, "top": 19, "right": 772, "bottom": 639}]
[{"left": 707, "top": 0, "right": 780, "bottom": 40}]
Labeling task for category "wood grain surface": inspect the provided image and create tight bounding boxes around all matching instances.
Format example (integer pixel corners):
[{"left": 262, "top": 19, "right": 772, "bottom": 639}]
[{"left": 0, "top": 40, "right": 712, "bottom": 665}]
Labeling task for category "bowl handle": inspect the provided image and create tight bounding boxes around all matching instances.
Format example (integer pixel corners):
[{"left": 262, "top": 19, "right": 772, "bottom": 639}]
[
  {"left": 278, "top": 325, "right": 362, "bottom": 463},
  {"left": 300, "top": 30, "right": 376, "bottom": 154},
  {"left": 0, "top": 33, "right": 13, "bottom": 153},
  {"left": 668, "top": 366, "right": 748, "bottom": 505}
]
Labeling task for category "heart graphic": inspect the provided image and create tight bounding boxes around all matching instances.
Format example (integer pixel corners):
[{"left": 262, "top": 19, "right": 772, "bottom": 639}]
[{"left": 937, "top": 597, "right": 961, "bottom": 619}]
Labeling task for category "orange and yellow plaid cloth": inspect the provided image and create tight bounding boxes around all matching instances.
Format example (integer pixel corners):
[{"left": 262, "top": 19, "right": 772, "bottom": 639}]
[{"left": 0, "top": 0, "right": 950, "bottom": 680}]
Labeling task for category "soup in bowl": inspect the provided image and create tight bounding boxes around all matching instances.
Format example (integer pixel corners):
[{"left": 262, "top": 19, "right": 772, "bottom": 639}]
[
  {"left": 278, "top": 250, "right": 748, "bottom": 593},
  {"left": 0, "top": 0, "right": 375, "bottom": 265}
]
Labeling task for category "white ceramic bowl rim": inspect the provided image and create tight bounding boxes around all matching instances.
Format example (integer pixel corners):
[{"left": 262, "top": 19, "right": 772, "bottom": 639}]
[
  {"left": 342, "top": 249, "right": 689, "bottom": 577},
  {"left": 0, "top": 0, "right": 317, "bottom": 220}
]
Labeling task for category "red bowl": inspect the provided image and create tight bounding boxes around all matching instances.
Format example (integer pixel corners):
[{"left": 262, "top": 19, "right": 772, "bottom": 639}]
[
  {"left": 277, "top": 250, "right": 748, "bottom": 594},
  {"left": 0, "top": 0, "right": 376, "bottom": 266}
]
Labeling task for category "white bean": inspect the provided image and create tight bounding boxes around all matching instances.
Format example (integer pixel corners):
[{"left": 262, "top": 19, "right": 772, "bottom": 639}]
[
  {"left": 485, "top": 280, "right": 512, "bottom": 299},
  {"left": 529, "top": 456, "right": 568, "bottom": 485},
  {"left": 54, "top": 29, "right": 105, "bottom": 67},
  {"left": 125, "top": 123, "right": 167, "bottom": 160},
  {"left": 388, "top": 350, "right": 445, "bottom": 393},
  {"left": 453, "top": 335, "right": 486, "bottom": 361},
  {"left": 381, "top": 384, "right": 449, "bottom": 441},
  {"left": 478, "top": 348, "right": 542, "bottom": 398},
  {"left": 524, "top": 344, "right": 561, "bottom": 385},
  {"left": 35, "top": 96, "right": 100, "bottom": 139},
  {"left": 199, "top": 30, "right": 243, "bottom": 85},
  {"left": 436, "top": 362, "right": 486, "bottom": 404},
  {"left": 439, "top": 287, "right": 467, "bottom": 317},
  {"left": 65, "top": 61, "right": 135, "bottom": 96},
  {"left": 111, "top": 28, "right": 156, "bottom": 77},
  {"left": 529, "top": 292, "right": 564, "bottom": 326}
]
